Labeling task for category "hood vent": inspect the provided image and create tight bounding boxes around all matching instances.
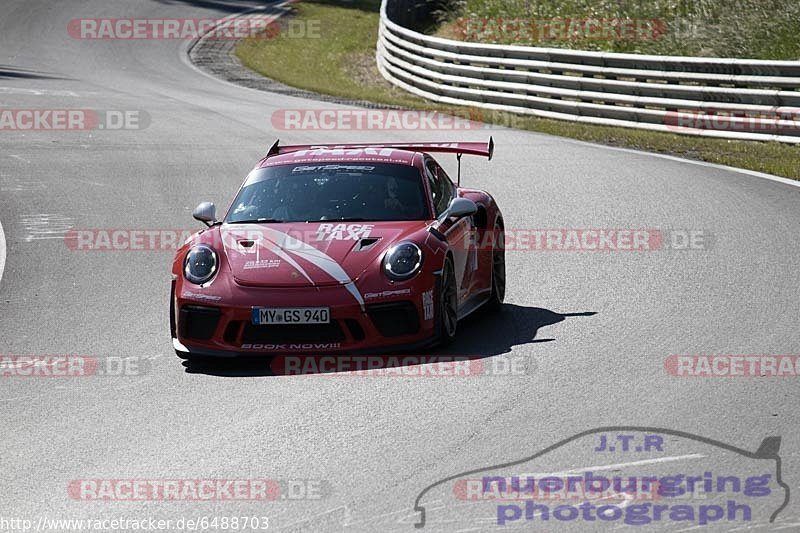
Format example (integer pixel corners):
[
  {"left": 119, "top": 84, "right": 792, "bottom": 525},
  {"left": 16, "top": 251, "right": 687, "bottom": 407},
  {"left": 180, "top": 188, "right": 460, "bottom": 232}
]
[{"left": 357, "top": 237, "right": 381, "bottom": 251}]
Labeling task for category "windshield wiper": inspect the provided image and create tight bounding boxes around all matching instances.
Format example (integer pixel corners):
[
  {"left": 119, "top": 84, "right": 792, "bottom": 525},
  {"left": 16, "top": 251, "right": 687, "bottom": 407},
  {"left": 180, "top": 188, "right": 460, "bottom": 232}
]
[
  {"left": 226, "top": 218, "right": 284, "bottom": 224},
  {"left": 322, "top": 217, "right": 368, "bottom": 222}
]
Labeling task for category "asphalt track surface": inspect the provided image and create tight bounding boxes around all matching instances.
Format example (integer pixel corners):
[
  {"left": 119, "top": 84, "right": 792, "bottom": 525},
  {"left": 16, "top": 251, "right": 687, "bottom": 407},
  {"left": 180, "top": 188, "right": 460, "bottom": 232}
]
[{"left": 1, "top": 1, "right": 799, "bottom": 531}]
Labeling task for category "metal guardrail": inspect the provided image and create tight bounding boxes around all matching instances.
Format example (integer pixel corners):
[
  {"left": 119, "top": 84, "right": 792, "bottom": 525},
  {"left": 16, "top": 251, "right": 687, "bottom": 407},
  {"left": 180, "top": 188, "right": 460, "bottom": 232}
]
[{"left": 376, "top": 0, "right": 800, "bottom": 143}]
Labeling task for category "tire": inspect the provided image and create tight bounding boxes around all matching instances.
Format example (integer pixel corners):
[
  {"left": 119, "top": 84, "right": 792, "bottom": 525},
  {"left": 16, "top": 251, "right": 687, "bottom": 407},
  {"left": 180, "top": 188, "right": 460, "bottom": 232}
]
[
  {"left": 484, "top": 221, "right": 505, "bottom": 312},
  {"left": 169, "top": 281, "right": 177, "bottom": 338},
  {"left": 436, "top": 257, "right": 458, "bottom": 346}
]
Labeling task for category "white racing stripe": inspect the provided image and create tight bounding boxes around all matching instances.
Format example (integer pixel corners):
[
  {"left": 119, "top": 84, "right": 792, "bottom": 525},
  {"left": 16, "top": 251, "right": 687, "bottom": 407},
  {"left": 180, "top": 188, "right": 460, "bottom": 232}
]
[
  {"left": 0, "top": 218, "right": 6, "bottom": 285},
  {"left": 517, "top": 453, "right": 706, "bottom": 477},
  {"left": 259, "top": 239, "right": 315, "bottom": 285},
  {"left": 258, "top": 227, "right": 366, "bottom": 308}
]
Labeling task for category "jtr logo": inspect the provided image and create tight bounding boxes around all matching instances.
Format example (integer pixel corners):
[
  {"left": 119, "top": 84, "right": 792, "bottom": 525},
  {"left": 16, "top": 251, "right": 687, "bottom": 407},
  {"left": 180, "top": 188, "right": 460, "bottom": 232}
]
[{"left": 594, "top": 434, "right": 665, "bottom": 452}]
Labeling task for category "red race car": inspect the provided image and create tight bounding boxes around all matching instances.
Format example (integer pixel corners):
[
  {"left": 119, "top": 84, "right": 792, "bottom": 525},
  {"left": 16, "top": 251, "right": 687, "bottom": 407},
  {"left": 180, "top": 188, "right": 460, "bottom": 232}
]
[{"left": 171, "top": 138, "right": 504, "bottom": 358}]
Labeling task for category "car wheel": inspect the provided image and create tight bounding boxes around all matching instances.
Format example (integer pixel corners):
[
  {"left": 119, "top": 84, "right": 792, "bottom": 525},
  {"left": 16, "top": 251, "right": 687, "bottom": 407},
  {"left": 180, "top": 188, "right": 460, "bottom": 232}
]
[
  {"left": 436, "top": 257, "right": 458, "bottom": 345},
  {"left": 484, "top": 222, "right": 505, "bottom": 312}
]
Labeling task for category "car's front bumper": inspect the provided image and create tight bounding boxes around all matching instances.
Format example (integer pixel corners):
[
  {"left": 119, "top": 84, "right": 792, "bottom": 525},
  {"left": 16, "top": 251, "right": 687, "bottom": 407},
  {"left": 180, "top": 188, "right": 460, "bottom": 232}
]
[{"left": 172, "top": 281, "right": 438, "bottom": 356}]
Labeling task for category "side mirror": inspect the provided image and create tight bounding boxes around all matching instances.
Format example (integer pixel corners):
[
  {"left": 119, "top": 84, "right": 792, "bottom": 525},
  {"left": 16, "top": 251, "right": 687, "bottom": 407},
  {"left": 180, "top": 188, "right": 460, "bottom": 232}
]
[
  {"left": 440, "top": 197, "right": 477, "bottom": 222},
  {"left": 192, "top": 202, "right": 217, "bottom": 227}
]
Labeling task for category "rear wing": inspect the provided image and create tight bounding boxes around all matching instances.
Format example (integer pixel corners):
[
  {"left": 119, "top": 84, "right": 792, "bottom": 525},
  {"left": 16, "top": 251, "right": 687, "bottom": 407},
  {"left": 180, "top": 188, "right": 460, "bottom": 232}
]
[{"left": 266, "top": 138, "right": 494, "bottom": 160}]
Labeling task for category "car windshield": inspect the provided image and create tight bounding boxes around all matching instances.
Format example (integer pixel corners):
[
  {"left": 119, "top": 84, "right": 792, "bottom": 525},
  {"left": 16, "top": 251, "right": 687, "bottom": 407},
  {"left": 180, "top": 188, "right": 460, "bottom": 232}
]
[{"left": 225, "top": 162, "right": 428, "bottom": 223}]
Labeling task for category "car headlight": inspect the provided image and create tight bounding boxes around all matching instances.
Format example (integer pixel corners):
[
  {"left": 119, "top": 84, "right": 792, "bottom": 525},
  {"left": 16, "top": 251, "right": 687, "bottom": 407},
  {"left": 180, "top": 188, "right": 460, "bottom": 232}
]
[
  {"left": 383, "top": 242, "right": 423, "bottom": 281},
  {"left": 184, "top": 245, "right": 218, "bottom": 284}
]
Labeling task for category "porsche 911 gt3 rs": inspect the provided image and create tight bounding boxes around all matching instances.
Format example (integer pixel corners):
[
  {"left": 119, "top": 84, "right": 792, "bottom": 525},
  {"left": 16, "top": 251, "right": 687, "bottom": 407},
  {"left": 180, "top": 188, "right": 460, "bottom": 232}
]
[{"left": 170, "top": 138, "right": 504, "bottom": 358}]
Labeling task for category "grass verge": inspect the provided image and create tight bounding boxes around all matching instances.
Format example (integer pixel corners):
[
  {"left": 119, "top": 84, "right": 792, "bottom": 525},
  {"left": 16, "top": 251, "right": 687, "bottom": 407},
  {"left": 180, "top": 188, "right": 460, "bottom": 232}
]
[
  {"left": 435, "top": 0, "right": 800, "bottom": 59},
  {"left": 236, "top": 0, "right": 800, "bottom": 181}
]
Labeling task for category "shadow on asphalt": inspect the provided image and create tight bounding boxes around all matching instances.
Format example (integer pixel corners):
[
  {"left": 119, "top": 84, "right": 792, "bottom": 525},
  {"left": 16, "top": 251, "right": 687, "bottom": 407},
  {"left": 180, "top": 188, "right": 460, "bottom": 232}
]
[
  {"left": 181, "top": 304, "right": 596, "bottom": 377},
  {"left": 0, "top": 66, "right": 65, "bottom": 80}
]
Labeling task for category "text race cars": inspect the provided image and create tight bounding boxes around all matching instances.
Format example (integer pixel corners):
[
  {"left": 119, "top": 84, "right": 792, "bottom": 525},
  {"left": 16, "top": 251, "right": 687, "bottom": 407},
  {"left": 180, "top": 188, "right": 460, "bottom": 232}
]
[{"left": 171, "top": 138, "right": 505, "bottom": 357}]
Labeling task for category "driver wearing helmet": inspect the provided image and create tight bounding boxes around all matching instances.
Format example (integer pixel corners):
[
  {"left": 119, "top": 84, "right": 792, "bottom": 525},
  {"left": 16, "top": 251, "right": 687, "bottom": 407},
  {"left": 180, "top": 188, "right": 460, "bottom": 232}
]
[
  {"left": 384, "top": 177, "right": 403, "bottom": 212},
  {"left": 271, "top": 179, "right": 321, "bottom": 221}
]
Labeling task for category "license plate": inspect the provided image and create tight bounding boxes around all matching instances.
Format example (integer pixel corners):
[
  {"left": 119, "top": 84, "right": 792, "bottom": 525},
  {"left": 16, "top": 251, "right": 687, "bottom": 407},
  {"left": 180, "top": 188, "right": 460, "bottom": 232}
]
[{"left": 251, "top": 307, "right": 330, "bottom": 325}]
